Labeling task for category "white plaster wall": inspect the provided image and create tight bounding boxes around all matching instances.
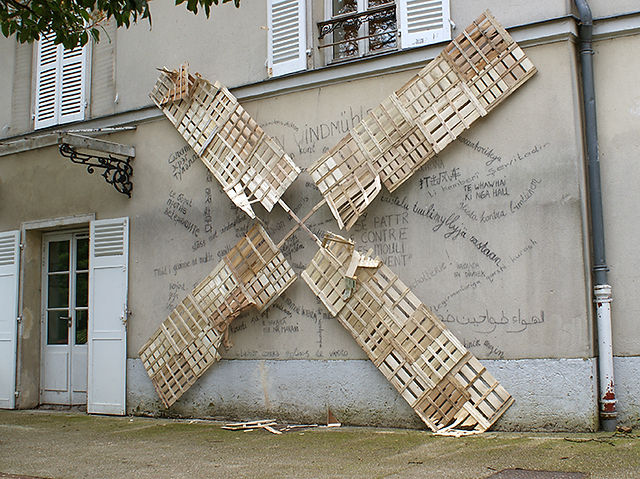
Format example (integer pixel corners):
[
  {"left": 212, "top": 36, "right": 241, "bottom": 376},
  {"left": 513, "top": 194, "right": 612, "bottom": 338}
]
[
  {"left": 589, "top": 0, "right": 640, "bottom": 19},
  {"left": 127, "top": 357, "right": 600, "bottom": 431},
  {"left": 451, "top": 1, "right": 569, "bottom": 35},
  {"left": 593, "top": 34, "right": 640, "bottom": 356},
  {"left": 109, "top": 0, "right": 576, "bottom": 114},
  {"left": 614, "top": 356, "right": 640, "bottom": 425},
  {"left": 113, "top": 1, "right": 268, "bottom": 114},
  {"left": 0, "top": 38, "right": 15, "bottom": 135}
]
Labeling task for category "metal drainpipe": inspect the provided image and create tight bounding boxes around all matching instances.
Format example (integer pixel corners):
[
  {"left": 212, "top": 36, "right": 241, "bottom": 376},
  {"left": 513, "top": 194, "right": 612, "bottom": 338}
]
[{"left": 573, "top": 0, "right": 616, "bottom": 432}]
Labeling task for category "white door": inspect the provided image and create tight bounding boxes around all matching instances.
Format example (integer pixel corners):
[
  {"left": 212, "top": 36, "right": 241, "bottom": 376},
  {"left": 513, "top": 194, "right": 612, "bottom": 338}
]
[
  {"left": 0, "top": 230, "right": 20, "bottom": 409},
  {"left": 87, "top": 217, "right": 128, "bottom": 415},
  {"left": 41, "top": 231, "right": 89, "bottom": 405}
]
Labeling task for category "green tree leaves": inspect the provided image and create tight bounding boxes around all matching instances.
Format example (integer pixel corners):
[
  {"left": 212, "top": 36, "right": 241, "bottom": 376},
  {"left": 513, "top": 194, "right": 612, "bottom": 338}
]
[{"left": 0, "top": 0, "right": 239, "bottom": 49}]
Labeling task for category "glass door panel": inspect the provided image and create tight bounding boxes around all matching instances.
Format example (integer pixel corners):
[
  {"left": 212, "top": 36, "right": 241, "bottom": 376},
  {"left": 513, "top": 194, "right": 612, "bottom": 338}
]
[
  {"left": 70, "top": 233, "right": 89, "bottom": 402},
  {"left": 47, "top": 310, "right": 69, "bottom": 345},
  {"left": 41, "top": 231, "right": 89, "bottom": 406},
  {"left": 46, "top": 240, "right": 70, "bottom": 346},
  {"left": 74, "top": 237, "right": 89, "bottom": 346}
]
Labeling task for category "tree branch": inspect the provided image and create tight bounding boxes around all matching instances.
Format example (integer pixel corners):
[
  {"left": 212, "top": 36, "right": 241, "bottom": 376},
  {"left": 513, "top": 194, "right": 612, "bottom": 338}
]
[{"left": 3, "top": 0, "right": 36, "bottom": 16}]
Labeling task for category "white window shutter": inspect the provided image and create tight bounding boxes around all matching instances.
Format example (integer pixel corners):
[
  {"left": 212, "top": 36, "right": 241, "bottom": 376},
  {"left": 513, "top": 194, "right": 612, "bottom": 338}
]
[
  {"left": 88, "top": 218, "right": 128, "bottom": 415},
  {"left": 34, "top": 37, "right": 88, "bottom": 129},
  {"left": 268, "top": 0, "right": 307, "bottom": 77},
  {"left": 398, "top": 0, "right": 451, "bottom": 49},
  {"left": 0, "top": 230, "right": 20, "bottom": 409},
  {"left": 34, "top": 37, "right": 60, "bottom": 129},
  {"left": 59, "top": 44, "right": 88, "bottom": 124}
]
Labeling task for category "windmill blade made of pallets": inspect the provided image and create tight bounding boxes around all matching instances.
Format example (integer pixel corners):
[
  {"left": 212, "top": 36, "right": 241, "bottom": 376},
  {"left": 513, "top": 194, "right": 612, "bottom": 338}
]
[
  {"left": 138, "top": 223, "right": 297, "bottom": 408},
  {"left": 301, "top": 233, "right": 514, "bottom": 435},
  {"left": 150, "top": 66, "right": 301, "bottom": 219},
  {"left": 308, "top": 10, "right": 536, "bottom": 231}
]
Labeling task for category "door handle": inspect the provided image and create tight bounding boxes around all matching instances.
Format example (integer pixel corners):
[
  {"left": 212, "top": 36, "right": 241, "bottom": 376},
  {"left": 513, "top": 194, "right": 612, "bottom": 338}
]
[{"left": 59, "top": 316, "right": 71, "bottom": 327}]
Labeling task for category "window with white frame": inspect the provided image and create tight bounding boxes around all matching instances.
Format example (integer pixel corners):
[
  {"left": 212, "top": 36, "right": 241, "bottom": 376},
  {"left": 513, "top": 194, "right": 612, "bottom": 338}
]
[
  {"left": 318, "top": 0, "right": 450, "bottom": 62},
  {"left": 34, "top": 36, "right": 89, "bottom": 129},
  {"left": 320, "top": 0, "right": 397, "bottom": 61}
]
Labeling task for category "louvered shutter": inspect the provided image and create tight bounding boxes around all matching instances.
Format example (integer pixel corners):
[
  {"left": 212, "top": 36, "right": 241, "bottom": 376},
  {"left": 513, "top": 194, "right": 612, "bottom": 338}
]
[
  {"left": 398, "top": 0, "right": 450, "bottom": 49},
  {"left": 0, "top": 231, "right": 20, "bottom": 409},
  {"left": 88, "top": 218, "right": 128, "bottom": 415},
  {"left": 34, "top": 37, "right": 60, "bottom": 129},
  {"left": 34, "top": 38, "right": 87, "bottom": 129},
  {"left": 59, "top": 45, "right": 88, "bottom": 124},
  {"left": 268, "top": 0, "right": 307, "bottom": 77}
]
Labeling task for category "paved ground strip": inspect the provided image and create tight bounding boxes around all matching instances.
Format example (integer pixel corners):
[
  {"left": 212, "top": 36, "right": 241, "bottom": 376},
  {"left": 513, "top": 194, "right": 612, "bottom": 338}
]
[{"left": 0, "top": 410, "right": 638, "bottom": 478}]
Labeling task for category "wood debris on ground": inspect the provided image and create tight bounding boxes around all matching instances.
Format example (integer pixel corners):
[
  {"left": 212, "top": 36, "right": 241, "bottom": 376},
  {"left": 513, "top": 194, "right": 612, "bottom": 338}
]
[
  {"left": 222, "top": 408, "right": 340, "bottom": 435},
  {"left": 222, "top": 419, "right": 325, "bottom": 435}
]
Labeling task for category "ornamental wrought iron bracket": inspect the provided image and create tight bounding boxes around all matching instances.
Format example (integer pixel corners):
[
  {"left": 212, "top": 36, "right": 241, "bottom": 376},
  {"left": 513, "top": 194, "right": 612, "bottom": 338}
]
[
  {"left": 317, "top": 3, "right": 395, "bottom": 39},
  {"left": 57, "top": 133, "right": 135, "bottom": 198}
]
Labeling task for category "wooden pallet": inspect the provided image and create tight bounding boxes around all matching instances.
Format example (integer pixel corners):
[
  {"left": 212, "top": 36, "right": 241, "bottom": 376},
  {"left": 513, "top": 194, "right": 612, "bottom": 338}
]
[
  {"left": 138, "top": 293, "right": 225, "bottom": 409},
  {"left": 354, "top": 94, "right": 435, "bottom": 192},
  {"left": 309, "top": 10, "right": 536, "bottom": 227},
  {"left": 302, "top": 233, "right": 513, "bottom": 434},
  {"left": 153, "top": 64, "right": 196, "bottom": 105},
  {"left": 139, "top": 223, "right": 296, "bottom": 408},
  {"left": 300, "top": 237, "right": 352, "bottom": 316},
  {"left": 308, "top": 133, "right": 381, "bottom": 231},
  {"left": 225, "top": 223, "right": 297, "bottom": 312},
  {"left": 191, "top": 261, "right": 254, "bottom": 335},
  {"left": 150, "top": 67, "right": 301, "bottom": 218}
]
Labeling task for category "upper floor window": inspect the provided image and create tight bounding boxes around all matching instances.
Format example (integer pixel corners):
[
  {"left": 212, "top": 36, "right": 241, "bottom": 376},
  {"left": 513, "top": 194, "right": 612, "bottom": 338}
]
[
  {"left": 34, "top": 36, "right": 89, "bottom": 129},
  {"left": 319, "top": 0, "right": 450, "bottom": 63},
  {"left": 264, "top": 0, "right": 451, "bottom": 78},
  {"left": 320, "top": 0, "right": 397, "bottom": 61}
]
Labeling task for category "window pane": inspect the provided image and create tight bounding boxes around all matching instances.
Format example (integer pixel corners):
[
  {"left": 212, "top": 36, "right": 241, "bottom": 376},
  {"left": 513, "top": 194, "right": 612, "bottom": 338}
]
[
  {"left": 76, "top": 238, "right": 89, "bottom": 270},
  {"left": 333, "top": 22, "right": 360, "bottom": 59},
  {"left": 48, "top": 241, "right": 70, "bottom": 272},
  {"left": 75, "top": 310, "right": 88, "bottom": 345},
  {"left": 48, "top": 273, "right": 69, "bottom": 308},
  {"left": 76, "top": 272, "right": 88, "bottom": 307},
  {"left": 369, "top": 5, "right": 396, "bottom": 52},
  {"left": 333, "top": 0, "right": 357, "bottom": 15},
  {"left": 332, "top": 0, "right": 359, "bottom": 59},
  {"left": 48, "top": 310, "right": 69, "bottom": 345}
]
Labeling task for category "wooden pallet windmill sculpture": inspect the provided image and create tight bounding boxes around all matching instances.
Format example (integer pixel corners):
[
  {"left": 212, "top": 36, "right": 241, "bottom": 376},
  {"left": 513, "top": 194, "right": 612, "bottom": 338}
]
[{"left": 139, "top": 10, "right": 536, "bottom": 434}]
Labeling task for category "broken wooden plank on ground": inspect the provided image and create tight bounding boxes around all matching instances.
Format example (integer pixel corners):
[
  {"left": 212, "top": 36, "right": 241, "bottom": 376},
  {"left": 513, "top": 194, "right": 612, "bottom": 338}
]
[
  {"left": 222, "top": 419, "right": 278, "bottom": 430},
  {"left": 222, "top": 419, "right": 321, "bottom": 434},
  {"left": 308, "top": 10, "right": 536, "bottom": 230},
  {"left": 150, "top": 66, "right": 301, "bottom": 218},
  {"left": 139, "top": 223, "right": 296, "bottom": 408},
  {"left": 302, "top": 233, "right": 514, "bottom": 435}
]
